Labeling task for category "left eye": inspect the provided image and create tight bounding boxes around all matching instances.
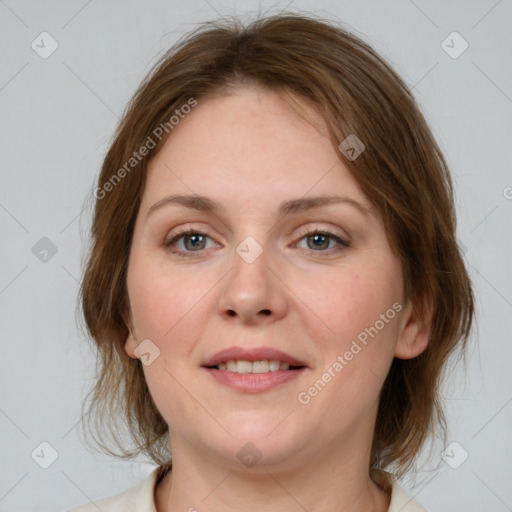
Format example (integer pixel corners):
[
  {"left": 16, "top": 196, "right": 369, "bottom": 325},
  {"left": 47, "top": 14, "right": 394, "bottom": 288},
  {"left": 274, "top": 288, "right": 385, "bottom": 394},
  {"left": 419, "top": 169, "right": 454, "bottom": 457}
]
[{"left": 295, "top": 231, "right": 349, "bottom": 252}]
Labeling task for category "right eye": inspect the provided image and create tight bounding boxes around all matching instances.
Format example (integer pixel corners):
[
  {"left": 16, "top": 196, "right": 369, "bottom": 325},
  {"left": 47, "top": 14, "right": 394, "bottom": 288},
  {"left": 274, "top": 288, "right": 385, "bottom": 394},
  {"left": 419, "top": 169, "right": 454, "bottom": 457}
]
[{"left": 164, "top": 228, "right": 219, "bottom": 257}]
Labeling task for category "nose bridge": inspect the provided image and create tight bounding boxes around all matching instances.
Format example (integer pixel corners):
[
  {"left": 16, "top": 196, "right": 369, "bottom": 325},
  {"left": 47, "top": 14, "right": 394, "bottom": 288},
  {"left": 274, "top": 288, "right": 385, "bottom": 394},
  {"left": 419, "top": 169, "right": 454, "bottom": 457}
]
[{"left": 218, "top": 237, "right": 287, "bottom": 324}]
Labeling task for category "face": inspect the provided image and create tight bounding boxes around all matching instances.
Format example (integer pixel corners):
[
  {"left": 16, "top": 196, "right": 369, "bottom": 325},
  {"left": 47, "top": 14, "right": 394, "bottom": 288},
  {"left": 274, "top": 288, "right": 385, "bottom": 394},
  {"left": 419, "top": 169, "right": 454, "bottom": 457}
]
[{"left": 124, "top": 86, "right": 425, "bottom": 470}]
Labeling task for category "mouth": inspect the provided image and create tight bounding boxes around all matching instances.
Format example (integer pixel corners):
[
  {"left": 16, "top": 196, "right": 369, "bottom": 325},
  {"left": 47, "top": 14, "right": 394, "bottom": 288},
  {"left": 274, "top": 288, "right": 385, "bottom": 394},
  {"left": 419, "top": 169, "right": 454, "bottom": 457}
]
[
  {"left": 202, "top": 346, "right": 308, "bottom": 371},
  {"left": 201, "top": 347, "right": 308, "bottom": 392},
  {"left": 206, "top": 359, "right": 305, "bottom": 373}
]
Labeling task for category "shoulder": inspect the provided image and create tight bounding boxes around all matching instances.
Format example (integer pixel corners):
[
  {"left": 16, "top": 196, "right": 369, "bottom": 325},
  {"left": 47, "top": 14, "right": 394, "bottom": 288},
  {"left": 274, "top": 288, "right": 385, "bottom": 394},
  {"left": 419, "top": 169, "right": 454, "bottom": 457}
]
[
  {"left": 67, "top": 467, "right": 160, "bottom": 512},
  {"left": 389, "top": 480, "right": 428, "bottom": 512}
]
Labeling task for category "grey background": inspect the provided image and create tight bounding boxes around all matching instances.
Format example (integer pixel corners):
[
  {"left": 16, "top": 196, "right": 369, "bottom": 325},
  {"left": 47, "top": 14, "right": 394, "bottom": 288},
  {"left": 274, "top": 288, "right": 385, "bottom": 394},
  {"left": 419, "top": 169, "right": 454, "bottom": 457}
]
[{"left": 1, "top": 0, "right": 511, "bottom": 511}]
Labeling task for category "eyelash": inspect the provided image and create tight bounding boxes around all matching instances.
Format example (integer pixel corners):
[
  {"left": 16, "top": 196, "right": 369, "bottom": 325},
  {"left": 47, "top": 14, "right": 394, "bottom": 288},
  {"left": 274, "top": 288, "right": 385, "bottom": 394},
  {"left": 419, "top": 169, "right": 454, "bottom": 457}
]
[{"left": 163, "top": 227, "right": 350, "bottom": 258}]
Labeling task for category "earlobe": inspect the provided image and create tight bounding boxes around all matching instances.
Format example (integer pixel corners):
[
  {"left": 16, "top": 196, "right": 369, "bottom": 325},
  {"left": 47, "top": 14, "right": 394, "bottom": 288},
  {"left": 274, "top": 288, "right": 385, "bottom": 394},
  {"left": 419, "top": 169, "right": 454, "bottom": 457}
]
[
  {"left": 123, "top": 317, "right": 139, "bottom": 359},
  {"left": 394, "top": 296, "right": 433, "bottom": 360},
  {"left": 121, "top": 306, "right": 140, "bottom": 359}
]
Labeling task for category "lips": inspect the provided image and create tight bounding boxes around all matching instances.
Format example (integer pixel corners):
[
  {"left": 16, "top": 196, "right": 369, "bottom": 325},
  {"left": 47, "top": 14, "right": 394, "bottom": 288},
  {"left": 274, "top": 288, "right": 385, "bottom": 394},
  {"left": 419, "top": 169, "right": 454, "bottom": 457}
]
[
  {"left": 202, "top": 347, "right": 308, "bottom": 392},
  {"left": 202, "top": 346, "right": 308, "bottom": 369}
]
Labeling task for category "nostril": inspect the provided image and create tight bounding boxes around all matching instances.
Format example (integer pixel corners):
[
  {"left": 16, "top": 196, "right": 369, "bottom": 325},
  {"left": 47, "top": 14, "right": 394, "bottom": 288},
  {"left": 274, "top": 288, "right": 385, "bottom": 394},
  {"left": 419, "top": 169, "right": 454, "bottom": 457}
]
[{"left": 224, "top": 309, "right": 271, "bottom": 317}]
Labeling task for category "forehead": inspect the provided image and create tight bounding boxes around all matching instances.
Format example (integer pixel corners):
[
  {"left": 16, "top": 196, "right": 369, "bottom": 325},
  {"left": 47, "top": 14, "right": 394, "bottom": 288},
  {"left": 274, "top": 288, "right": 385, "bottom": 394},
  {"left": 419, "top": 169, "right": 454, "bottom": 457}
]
[{"left": 142, "top": 86, "right": 370, "bottom": 212}]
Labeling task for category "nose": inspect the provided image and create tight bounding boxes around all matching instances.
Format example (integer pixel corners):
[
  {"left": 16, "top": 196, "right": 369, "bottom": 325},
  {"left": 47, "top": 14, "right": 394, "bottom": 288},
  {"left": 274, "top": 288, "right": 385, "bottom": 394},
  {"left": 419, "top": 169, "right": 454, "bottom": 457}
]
[{"left": 217, "top": 244, "right": 288, "bottom": 325}]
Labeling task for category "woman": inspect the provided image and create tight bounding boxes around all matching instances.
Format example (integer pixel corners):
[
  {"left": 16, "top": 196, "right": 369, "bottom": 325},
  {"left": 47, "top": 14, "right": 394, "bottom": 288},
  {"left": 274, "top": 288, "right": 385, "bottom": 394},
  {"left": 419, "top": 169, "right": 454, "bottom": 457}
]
[{"left": 72, "top": 12, "right": 473, "bottom": 512}]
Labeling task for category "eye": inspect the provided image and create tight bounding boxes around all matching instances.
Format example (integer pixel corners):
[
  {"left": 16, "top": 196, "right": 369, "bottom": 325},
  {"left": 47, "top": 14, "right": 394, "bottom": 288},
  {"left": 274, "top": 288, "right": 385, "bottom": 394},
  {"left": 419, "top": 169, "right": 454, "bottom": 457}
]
[
  {"left": 294, "top": 229, "right": 350, "bottom": 253},
  {"left": 164, "top": 228, "right": 218, "bottom": 256},
  {"left": 164, "top": 227, "right": 350, "bottom": 257}
]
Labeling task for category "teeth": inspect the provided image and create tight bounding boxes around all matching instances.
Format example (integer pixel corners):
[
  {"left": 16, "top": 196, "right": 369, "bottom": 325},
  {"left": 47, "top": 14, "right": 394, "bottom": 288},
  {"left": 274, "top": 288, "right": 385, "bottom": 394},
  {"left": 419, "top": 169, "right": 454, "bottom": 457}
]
[
  {"left": 252, "top": 360, "right": 269, "bottom": 373},
  {"left": 236, "top": 360, "right": 252, "bottom": 373},
  {"left": 269, "top": 360, "right": 280, "bottom": 371},
  {"left": 215, "top": 360, "right": 295, "bottom": 373}
]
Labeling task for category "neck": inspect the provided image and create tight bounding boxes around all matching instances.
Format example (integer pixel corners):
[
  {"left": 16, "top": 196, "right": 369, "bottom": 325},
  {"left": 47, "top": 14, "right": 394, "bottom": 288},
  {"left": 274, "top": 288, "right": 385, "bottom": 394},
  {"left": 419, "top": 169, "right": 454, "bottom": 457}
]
[{"left": 155, "top": 436, "right": 390, "bottom": 512}]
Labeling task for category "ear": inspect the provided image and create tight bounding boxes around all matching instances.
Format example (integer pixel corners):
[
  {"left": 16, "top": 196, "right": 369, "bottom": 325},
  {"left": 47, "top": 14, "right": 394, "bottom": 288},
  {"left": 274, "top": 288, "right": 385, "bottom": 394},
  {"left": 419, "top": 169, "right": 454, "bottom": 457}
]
[
  {"left": 123, "top": 314, "right": 139, "bottom": 359},
  {"left": 394, "top": 293, "right": 433, "bottom": 360}
]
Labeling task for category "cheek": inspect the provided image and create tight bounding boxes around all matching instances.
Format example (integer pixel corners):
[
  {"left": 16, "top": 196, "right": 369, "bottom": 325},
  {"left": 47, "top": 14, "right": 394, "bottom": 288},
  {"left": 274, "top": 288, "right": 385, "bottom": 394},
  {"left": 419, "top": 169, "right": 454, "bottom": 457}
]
[
  {"left": 128, "top": 257, "right": 211, "bottom": 342},
  {"left": 128, "top": 261, "right": 212, "bottom": 423},
  {"left": 294, "top": 264, "right": 402, "bottom": 424},
  {"left": 295, "top": 259, "right": 402, "bottom": 351}
]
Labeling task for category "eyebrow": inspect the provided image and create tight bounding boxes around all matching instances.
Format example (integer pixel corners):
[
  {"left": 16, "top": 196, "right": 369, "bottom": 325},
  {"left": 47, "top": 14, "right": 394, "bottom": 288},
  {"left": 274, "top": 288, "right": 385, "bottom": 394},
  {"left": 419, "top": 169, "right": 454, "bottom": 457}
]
[{"left": 145, "top": 193, "right": 369, "bottom": 220}]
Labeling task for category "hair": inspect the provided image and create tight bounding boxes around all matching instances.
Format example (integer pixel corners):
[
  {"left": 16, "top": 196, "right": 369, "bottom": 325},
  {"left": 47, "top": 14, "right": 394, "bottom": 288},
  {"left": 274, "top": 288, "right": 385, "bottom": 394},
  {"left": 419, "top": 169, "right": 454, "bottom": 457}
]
[{"left": 79, "top": 11, "right": 474, "bottom": 486}]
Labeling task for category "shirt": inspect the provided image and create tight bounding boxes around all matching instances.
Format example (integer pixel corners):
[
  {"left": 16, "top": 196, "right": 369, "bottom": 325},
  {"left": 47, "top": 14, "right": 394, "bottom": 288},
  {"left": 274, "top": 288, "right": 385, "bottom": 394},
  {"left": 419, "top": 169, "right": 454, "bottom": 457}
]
[{"left": 67, "top": 467, "right": 427, "bottom": 512}]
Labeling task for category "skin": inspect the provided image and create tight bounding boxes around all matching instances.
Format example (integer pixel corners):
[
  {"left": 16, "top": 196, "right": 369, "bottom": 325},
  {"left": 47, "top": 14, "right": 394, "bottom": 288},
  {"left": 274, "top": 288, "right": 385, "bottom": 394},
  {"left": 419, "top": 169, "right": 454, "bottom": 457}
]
[{"left": 124, "top": 85, "right": 429, "bottom": 512}]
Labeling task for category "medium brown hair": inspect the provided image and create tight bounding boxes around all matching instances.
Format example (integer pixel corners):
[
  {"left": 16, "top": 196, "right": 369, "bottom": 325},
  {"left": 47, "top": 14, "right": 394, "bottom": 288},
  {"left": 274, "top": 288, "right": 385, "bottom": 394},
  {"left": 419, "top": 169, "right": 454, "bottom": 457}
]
[{"left": 79, "top": 12, "right": 474, "bottom": 483}]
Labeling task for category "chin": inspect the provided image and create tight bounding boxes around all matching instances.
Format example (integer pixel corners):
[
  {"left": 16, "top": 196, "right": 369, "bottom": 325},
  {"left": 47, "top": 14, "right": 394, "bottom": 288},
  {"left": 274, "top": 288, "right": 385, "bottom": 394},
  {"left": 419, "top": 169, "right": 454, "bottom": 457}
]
[{"left": 198, "top": 415, "right": 311, "bottom": 470}]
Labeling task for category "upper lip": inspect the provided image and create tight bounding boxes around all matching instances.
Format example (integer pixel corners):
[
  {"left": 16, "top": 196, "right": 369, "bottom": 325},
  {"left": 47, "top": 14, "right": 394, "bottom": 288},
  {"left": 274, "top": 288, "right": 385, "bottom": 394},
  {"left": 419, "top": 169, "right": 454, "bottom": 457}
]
[{"left": 202, "top": 346, "right": 308, "bottom": 368}]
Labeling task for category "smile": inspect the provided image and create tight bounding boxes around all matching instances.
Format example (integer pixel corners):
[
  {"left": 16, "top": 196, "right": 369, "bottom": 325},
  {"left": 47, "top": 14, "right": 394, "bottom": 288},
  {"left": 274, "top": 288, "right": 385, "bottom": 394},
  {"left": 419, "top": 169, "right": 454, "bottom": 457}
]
[
  {"left": 202, "top": 346, "right": 308, "bottom": 392},
  {"left": 212, "top": 360, "right": 302, "bottom": 373}
]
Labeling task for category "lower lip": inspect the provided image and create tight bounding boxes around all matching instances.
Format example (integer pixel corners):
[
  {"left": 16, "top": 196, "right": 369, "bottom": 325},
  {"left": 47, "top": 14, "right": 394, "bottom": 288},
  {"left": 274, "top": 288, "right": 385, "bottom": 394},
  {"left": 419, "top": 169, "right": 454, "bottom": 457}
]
[{"left": 204, "top": 367, "right": 306, "bottom": 393}]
